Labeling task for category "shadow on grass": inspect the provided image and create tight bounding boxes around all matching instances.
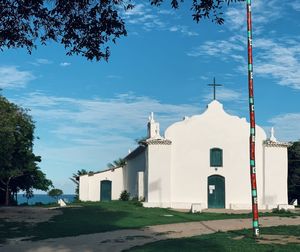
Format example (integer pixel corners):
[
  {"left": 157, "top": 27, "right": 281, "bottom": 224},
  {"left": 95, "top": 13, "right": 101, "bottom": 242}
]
[
  {"left": 127, "top": 226, "right": 300, "bottom": 252},
  {"left": 1, "top": 201, "right": 299, "bottom": 245},
  {"left": 0, "top": 204, "right": 130, "bottom": 243}
]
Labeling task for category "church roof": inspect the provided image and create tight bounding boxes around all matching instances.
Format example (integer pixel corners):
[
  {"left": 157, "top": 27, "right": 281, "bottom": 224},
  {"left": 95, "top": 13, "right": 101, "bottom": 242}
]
[
  {"left": 125, "top": 145, "right": 146, "bottom": 160},
  {"left": 78, "top": 166, "right": 123, "bottom": 177}
]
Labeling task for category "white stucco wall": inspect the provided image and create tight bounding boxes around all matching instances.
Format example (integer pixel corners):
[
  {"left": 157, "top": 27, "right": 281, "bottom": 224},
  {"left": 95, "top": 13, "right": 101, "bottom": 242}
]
[
  {"left": 263, "top": 145, "right": 289, "bottom": 208},
  {"left": 145, "top": 144, "right": 172, "bottom": 207},
  {"left": 79, "top": 175, "right": 90, "bottom": 201},
  {"left": 79, "top": 167, "right": 124, "bottom": 201},
  {"left": 162, "top": 100, "right": 267, "bottom": 210},
  {"left": 124, "top": 148, "right": 146, "bottom": 198}
]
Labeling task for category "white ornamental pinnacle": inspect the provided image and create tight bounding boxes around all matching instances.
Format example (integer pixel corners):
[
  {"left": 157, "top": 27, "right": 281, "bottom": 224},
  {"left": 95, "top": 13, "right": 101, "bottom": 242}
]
[
  {"left": 149, "top": 112, "right": 154, "bottom": 122},
  {"left": 270, "top": 127, "right": 277, "bottom": 142},
  {"left": 147, "top": 112, "right": 161, "bottom": 139}
]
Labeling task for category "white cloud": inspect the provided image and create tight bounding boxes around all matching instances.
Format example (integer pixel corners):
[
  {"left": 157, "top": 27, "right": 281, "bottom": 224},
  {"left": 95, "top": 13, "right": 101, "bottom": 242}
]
[
  {"left": 203, "top": 87, "right": 245, "bottom": 103},
  {"left": 187, "top": 35, "right": 245, "bottom": 62},
  {"left": 60, "top": 62, "right": 71, "bottom": 67},
  {"left": 290, "top": 1, "right": 300, "bottom": 11},
  {"left": 0, "top": 66, "right": 35, "bottom": 89},
  {"left": 169, "top": 25, "right": 198, "bottom": 36},
  {"left": 187, "top": 34, "right": 300, "bottom": 90},
  {"left": 254, "top": 38, "right": 300, "bottom": 90},
  {"left": 36, "top": 58, "right": 52, "bottom": 65},
  {"left": 15, "top": 92, "right": 202, "bottom": 140},
  {"left": 158, "top": 9, "right": 175, "bottom": 15},
  {"left": 29, "top": 58, "right": 53, "bottom": 66},
  {"left": 268, "top": 113, "right": 300, "bottom": 141},
  {"left": 124, "top": 4, "right": 147, "bottom": 16},
  {"left": 124, "top": 2, "right": 198, "bottom": 36},
  {"left": 225, "top": 0, "right": 284, "bottom": 33}
]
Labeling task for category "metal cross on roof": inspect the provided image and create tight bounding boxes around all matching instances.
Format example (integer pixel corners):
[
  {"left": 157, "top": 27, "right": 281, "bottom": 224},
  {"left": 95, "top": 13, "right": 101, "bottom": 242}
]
[{"left": 208, "top": 77, "right": 222, "bottom": 100}]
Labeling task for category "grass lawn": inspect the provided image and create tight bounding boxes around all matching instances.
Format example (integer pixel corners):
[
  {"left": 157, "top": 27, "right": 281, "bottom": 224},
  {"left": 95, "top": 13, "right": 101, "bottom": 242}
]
[
  {"left": 127, "top": 225, "right": 300, "bottom": 252},
  {"left": 0, "top": 201, "right": 299, "bottom": 244}
]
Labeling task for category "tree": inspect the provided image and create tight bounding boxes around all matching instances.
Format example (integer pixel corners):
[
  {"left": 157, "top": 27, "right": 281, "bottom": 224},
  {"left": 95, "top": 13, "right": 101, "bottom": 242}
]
[
  {"left": 288, "top": 141, "right": 300, "bottom": 204},
  {"left": 70, "top": 169, "right": 92, "bottom": 200},
  {"left": 0, "top": 95, "right": 52, "bottom": 205},
  {"left": 48, "top": 188, "right": 63, "bottom": 201},
  {"left": 107, "top": 158, "right": 126, "bottom": 169},
  {"left": 0, "top": 0, "right": 244, "bottom": 61}
]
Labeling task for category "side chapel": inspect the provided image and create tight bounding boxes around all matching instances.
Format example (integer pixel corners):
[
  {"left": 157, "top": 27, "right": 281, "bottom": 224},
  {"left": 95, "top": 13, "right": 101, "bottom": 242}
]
[{"left": 79, "top": 94, "right": 292, "bottom": 210}]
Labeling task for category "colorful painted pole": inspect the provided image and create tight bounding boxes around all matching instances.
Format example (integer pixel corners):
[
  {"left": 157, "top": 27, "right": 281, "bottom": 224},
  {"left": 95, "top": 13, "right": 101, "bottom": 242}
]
[{"left": 247, "top": 0, "right": 259, "bottom": 237}]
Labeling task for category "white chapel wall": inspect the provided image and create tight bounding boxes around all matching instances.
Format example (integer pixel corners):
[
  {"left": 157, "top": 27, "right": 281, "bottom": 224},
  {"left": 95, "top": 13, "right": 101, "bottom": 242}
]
[
  {"left": 164, "top": 101, "right": 267, "bottom": 210},
  {"left": 79, "top": 175, "right": 90, "bottom": 201},
  {"left": 263, "top": 145, "right": 289, "bottom": 208},
  {"left": 79, "top": 167, "right": 124, "bottom": 201},
  {"left": 125, "top": 151, "right": 146, "bottom": 198},
  {"left": 144, "top": 144, "right": 172, "bottom": 207}
]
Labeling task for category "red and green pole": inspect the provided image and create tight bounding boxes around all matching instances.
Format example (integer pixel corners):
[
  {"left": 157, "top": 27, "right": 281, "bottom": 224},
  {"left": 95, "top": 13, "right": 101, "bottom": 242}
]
[{"left": 247, "top": 0, "right": 259, "bottom": 237}]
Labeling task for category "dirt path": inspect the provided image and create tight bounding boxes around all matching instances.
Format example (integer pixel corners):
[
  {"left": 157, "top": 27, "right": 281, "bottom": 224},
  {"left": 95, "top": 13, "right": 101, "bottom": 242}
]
[
  {"left": 1, "top": 216, "right": 300, "bottom": 252},
  {"left": 0, "top": 207, "right": 62, "bottom": 223}
]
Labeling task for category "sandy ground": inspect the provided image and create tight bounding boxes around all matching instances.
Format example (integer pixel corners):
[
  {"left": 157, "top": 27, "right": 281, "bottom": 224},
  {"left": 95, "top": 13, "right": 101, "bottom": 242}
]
[
  {"left": 0, "top": 207, "right": 62, "bottom": 223},
  {"left": 0, "top": 213, "right": 300, "bottom": 252}
]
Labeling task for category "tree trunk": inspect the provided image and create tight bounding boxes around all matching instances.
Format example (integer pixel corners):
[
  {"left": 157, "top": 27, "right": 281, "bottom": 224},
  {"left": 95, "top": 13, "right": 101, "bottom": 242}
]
[
  {"left": 4, "top": 177, "right": 12, "bottom": 206},
  {"left": 5, "top": 184, "right": 10, "bottom": 206}
]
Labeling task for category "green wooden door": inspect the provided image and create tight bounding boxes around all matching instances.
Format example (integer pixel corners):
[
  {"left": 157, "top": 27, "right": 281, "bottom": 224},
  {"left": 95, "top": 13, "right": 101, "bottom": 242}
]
[
  {"left": 208, "top": 175, "right": 225, "bottom": 208},
  {"left": 100, "top": 180, "right": 112, "bottom": 201}
]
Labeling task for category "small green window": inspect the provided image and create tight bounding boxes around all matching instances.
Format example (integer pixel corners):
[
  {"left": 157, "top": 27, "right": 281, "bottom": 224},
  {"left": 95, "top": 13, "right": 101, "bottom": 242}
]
[{"left": 210, "top": 148, "right": 223, "bottom": 167}]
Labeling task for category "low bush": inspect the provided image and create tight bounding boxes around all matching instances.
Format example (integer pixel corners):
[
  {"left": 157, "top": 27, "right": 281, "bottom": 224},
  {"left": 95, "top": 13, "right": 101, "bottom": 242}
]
[{"left": 119, "top": 190, "right": 130, "bottom": 201}]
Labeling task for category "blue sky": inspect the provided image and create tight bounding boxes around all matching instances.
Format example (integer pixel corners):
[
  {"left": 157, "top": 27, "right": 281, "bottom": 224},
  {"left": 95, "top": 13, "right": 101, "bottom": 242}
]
[{"left": 1, "top": 0, "right": 300, "bottom": 194}]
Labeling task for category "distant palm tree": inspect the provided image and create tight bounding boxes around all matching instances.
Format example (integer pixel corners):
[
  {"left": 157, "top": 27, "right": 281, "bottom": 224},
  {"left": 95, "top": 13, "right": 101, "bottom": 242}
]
[{"left": 107, "top": 158, "right": 126, "bottom": 169}]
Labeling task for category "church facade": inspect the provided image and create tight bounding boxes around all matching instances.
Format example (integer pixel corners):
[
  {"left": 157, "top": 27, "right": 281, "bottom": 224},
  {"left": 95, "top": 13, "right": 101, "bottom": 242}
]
[{"left": 79, "top": 100, "right": 291, "bottom": 210}]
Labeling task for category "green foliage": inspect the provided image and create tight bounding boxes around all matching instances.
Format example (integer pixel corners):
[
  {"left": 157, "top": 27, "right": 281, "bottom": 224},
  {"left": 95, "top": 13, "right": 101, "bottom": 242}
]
[
  {"left": 131, "top": 198, "right": 143, "bottom": 207},
  {"left": 107, "top": 158, "right": 126, "bottom": 169},
  {"left": 0, "top": 1, "right": 244, "bottom": 61},
  {"left": 0, "top": 95, "right": 52, "bottom": 205},
  {"left": 48, "top": 188, "right": 63, "bottom": 201},
  {"left": 119, "top": 190, "right": 130, "bottom": 201},
  {"left": 288, "top": 141, "right": 300, "bottom": 203},
  {"left": 271, "top": 208, "right": 291, "bottom": 215}
]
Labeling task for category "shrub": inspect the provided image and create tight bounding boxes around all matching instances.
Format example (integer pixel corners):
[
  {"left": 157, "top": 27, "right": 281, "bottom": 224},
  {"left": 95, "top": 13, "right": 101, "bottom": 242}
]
[
  {"left": 119, "top": 190, "right": 130, "bottom": 201},
  {"left": 132, "top": 200, "right": 143, "bottom": 207},
  {"left": 272, "top": 208, "right": 291, "bottom": 214}
]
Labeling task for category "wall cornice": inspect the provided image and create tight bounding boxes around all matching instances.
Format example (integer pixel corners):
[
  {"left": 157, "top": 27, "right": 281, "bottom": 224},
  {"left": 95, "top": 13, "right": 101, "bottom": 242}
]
[{"left": 263, "top": 140, "right": 292, "bottom": 148}]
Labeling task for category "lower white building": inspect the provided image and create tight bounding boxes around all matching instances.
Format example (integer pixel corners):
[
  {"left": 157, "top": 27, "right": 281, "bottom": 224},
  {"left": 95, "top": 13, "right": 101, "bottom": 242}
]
[{"left": 79, "top": 100, "right": 292, "bottom": 210}]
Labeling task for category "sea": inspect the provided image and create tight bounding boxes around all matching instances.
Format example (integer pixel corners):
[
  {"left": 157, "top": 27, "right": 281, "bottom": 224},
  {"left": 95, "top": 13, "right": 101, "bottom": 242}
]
[{"left": 16, "top": 194, "right": 76, "bottom": 205}]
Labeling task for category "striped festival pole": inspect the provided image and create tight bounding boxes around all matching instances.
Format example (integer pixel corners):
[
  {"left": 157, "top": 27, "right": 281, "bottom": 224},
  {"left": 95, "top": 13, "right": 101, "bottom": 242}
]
[{"left": 247, "top": 0, "right": 259, "bottom": 237}]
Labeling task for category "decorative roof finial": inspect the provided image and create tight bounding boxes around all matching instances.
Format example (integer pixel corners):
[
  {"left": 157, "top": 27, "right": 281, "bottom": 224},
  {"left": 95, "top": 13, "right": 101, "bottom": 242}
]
[
  {"left": 270, "top": 127, "right": 277, "bottom": 142},
  {"left": 149, "top": 112, "right": 154, "bottom": 122}
]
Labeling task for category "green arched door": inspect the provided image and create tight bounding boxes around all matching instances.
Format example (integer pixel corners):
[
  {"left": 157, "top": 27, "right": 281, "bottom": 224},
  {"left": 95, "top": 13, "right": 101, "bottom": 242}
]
[
  {"left": 208, "top": 175, "right": 225, "bottom": 208},
  {"left": 100, "top": 180, "right": 112, "bottom": 201}
]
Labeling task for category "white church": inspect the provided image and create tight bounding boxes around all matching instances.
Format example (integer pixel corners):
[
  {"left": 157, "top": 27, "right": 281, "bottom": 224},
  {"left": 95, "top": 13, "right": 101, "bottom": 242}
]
[{"left": 79, "top": 99, "right": 292, "bottom": 211}]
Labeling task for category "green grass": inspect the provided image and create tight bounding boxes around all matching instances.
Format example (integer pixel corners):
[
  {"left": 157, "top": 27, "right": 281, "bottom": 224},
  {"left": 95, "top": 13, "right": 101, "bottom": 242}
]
[
  {"left": 127, "top": 225, "right": 300, "bottom": 252},
  {"left": 0, "top": 201, "right": 299, "bottom": 244}
]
